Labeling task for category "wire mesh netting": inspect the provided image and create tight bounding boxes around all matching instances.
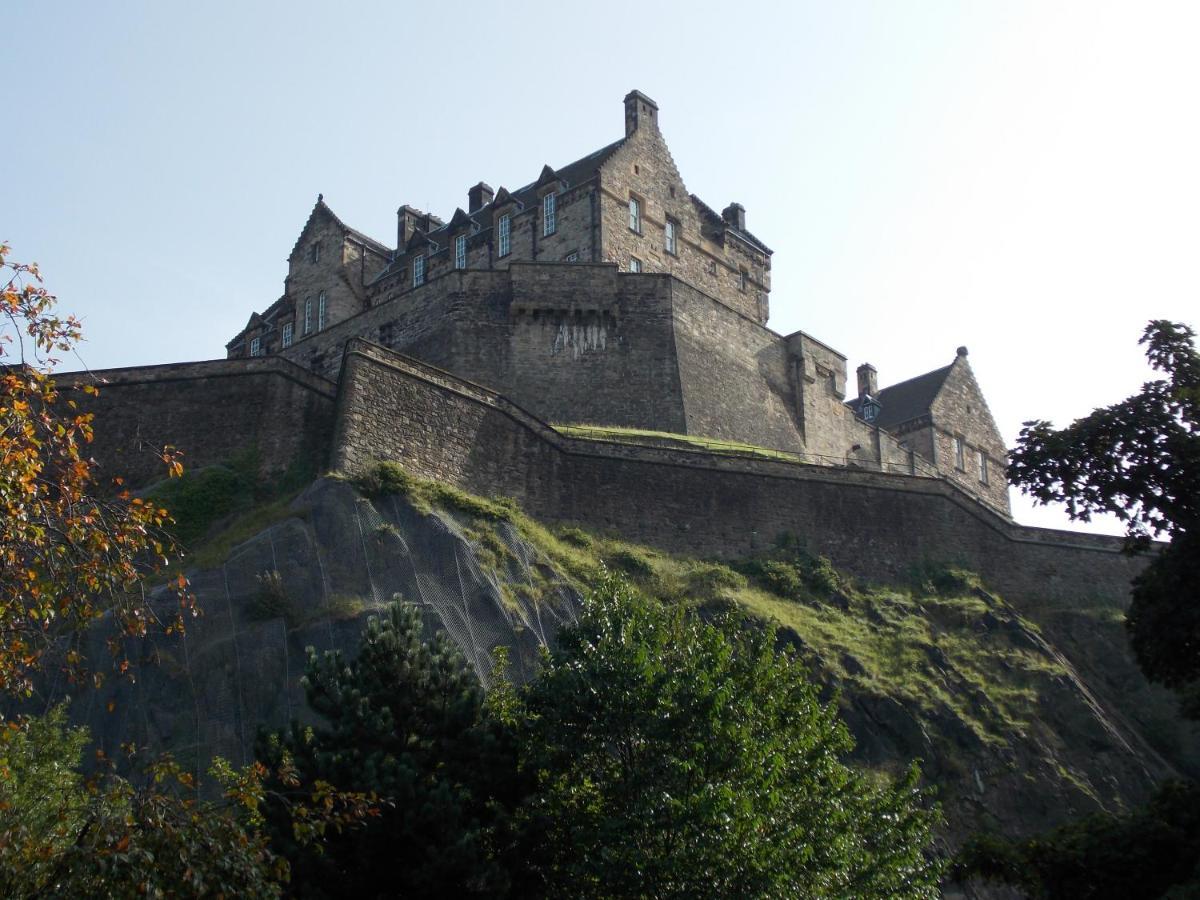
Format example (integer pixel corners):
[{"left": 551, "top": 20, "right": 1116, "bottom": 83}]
[{"left": 41, "top": 478, "right": 582, "bottom": 782}]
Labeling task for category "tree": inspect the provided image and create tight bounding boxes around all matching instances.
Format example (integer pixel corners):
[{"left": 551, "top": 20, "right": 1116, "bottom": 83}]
[
  {"left": 0, "top": 242, "right": 189, "bottom": 698},
  {"left": 513, "top": 572, "right": 943, "bottom": 898},
  {"left": 256, "top": 601, "right": 523, "bottom": 898},
  {"left": 0, "top": 704, "right": 286, "bottom": 898},
  {"left": 1008, "top": 319, "right": 1199, "bottom": 711}
]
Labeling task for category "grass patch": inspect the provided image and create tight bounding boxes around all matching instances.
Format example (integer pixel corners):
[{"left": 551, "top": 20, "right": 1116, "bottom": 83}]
[{"left": 552, "top": 423, "right": 804, "bottom": 462}]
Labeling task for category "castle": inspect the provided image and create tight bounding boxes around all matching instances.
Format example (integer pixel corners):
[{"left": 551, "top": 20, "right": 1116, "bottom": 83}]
[
  {"left": 223, "top": 90, "right": 1010, "bottom": 516},
  {"left": 76, "top": 90, "right": 1145, "bottom": 607}
]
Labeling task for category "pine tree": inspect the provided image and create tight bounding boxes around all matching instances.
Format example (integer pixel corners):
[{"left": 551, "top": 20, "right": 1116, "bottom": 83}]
[{"left": 256, "top": 601, "right": 522, "bottom": 898}]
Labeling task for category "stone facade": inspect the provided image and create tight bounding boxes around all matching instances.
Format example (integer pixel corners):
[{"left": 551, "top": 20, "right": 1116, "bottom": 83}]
[{"left": 216, "top": 89, "right": 1010, "bottom": 515}]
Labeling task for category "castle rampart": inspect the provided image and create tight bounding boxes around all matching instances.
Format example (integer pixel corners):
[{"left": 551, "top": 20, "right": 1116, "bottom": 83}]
[{"left": 331, "top": 340, "right": 1142, "bottom": 607}]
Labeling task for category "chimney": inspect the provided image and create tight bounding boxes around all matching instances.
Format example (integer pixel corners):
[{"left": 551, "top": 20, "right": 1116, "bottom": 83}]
[
  {"left": 397, "top": 205, "right": 422, "bottom": 246},
  {"left": 624, "top": 89, "right": 659, "bottom": 136},
  {"left": 722, "top": 202, "right": 746, "bottom": 231},
  {"left": 468, "top": 182, "right": 494, "bottom": 213},
  {"left": 856, "top": 363, "right": 877, "bottom": 399}
]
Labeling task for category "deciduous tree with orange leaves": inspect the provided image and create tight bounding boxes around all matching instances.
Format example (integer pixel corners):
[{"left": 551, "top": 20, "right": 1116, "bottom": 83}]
[{"left": 0, "top": 242, "right": 190, "bottom": 699}]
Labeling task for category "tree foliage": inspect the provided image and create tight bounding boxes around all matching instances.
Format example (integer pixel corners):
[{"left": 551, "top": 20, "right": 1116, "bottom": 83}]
[
  {"left": 1008, "top": 320, "right": 1200, "bottom": 709},
  {"left": 0, "top": 243, "right": 190, "bottom": 697},
  {"left": 954, "top": 779, "right": 1200, "bottom": 899},
  {"left": 0, "top": 705, "right": 286, "bottom": 898},
  {"left": 256, "top": 601, "right": 522, "bottom": 898},
  {"left": 514, "top": 572, "right": 942, "bottom": 898}
]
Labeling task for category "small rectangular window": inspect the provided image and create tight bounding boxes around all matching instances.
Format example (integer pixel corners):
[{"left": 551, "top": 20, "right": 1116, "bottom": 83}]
[
  {"left": 249, "top": 336, "right": 262, "bottom": 357},
  {"left": 978, "top": 451, "right": 989, "bottom": 484},
  {"left": 304, "top": 298, "right": 312, "bottom": 335},
  {"left": 413, "top": 255, "right": 425, "bottom": 287},
  {"left": 309, "top": 242, "right": 321, "bottom": 264},
  {"left": 281, "top": 322, "right": 293, "bottom": 349},
  {"left": 497, "top": 214, "right": 511, "bottom": 257},
  {"left": 629, "top": 197, "right": 641, "bottom": 233},
  {"left": 455, "top": 234, "right": 467, "bottom": 269},
  {"left": 739, "top": 270, "right": 748, "bottom": 292},
  {"left": 543, "top": 193, "right": 556, "bottom": 236},
  {"left": 564, "top": 251, "right": 579, "bottom": 262},
  {"left": 317, "top": 290, "right": 327, "bottom": 330},
  {"left": 665, "top": 218, "right": 677, "bottom": 255},
  {"left": 629, "top": 256, "right": 641, "bottom": 273},
  {"left": 954, "top": 436, "right": 966, "bottom": 471}
]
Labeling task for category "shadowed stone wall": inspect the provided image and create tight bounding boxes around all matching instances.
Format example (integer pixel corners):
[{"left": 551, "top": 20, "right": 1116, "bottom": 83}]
[{"left": 332, "top": 341, "right": 1145, "bottom": 608}]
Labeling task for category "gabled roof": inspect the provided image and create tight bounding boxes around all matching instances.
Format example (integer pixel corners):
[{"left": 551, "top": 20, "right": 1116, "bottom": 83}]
[
  {"left": 446, "top": 207, "right": 477, "bottom": 231},
  {"left": 287, "top": 195, "right": 392, "bottom": 262},
  {"left": 533, "top": 163, "right": 560, "bottom": 189},
  {"left": 848, "top": 363, "right": 954, "bottom": 429},
  {"left": 688, "top": 194, "right": 773, "bottom": 255}
]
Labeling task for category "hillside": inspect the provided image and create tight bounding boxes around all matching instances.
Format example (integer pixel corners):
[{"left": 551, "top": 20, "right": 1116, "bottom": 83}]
[{"left": 60, "top": 465, "right": 1200, "bottom": 871}]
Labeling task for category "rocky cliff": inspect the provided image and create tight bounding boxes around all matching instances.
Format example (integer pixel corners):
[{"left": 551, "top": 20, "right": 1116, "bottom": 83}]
[{"left": 52, "top": 473, "right": 1199, "bottom": 872}]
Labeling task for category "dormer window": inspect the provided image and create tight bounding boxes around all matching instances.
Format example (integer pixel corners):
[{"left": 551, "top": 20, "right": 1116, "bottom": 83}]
[
  {"left": 497, "top": 214, "right": 511, "bottom": 257},
  {"left": 543, "top": 193, "right": 556, "bottom": 236},
  {"left": 249, "top": 336, "right": 262, "bottom": 357},
  {"left": 455, "top": 234, "right": 467, "bottom": 269},
  {"left": 413, "top": 255, "right": 426, "bottom": 287},
  {"left": 629, "top": 196, "right": 641, "bottom": 233},
  {"left": 860, "top": 397, "right": 881, "bottom": 423}
]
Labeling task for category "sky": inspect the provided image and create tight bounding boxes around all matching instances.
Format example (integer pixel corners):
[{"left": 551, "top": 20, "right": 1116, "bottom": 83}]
[{"left": 4, "top": 1, "right": 1197, "bottom": 535}]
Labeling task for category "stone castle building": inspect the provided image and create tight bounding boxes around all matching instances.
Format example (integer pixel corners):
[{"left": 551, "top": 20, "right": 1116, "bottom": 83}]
[{"left": 218, "top": 89, "right": 1007, "bottom": 515}]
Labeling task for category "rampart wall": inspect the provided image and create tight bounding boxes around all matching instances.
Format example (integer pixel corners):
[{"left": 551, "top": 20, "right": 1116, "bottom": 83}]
[
  {"left": 70, "top": 358, "right": 337, "bottom": 487},
  {"left": 333, "top": 341, "right": 1145, "bottom": 606}
]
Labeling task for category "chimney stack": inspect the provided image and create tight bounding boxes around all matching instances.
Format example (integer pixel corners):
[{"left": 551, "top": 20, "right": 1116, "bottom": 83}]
[
  {"left": 856, "top": 363, "right": 877, "bottom": 399},
  {"left": 624, "top": 89, "right": 659, "bottom": 136},
  {"left": 722, "top": 202, "right": 746, "bottom": 231},
  {"left": 468, "top": 182, "right": 494, "bottom": 213},
  {"left": 397, "top": 205, "right": 422, "bottom": 246}
]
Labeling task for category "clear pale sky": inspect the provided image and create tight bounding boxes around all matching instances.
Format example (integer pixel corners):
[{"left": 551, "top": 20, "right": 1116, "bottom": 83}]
[{"left": 5, "top": 1, "right": 1197, "bottom": 535}]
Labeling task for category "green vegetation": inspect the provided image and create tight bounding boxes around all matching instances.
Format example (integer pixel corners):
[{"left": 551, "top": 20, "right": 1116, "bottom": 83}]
[
  {"left": 552, "top": 422, "right": 805, "bottom": 461},
  {"left": 355, "top": 461, "right": 1070, "bottom": 752},
  {"left": 145, "top": 448, "right": 312, "bottom": 560},
  {"left": 954, "top": 779, "right": 1200, "bottom": 898},
  {"left": 260, "top": 588, "right": 942, "bottom": 898}
]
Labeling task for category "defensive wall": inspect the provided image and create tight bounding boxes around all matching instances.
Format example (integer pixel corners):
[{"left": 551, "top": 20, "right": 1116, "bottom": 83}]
[
  {"left": 332, "top": 340, "right": 1144, "bottom": 606},
  {"left": 69, "top": 357, "right": 337, "bottom": 487},
  {"left": 277, "top": 262, "right": 927, "bottom": 482}
]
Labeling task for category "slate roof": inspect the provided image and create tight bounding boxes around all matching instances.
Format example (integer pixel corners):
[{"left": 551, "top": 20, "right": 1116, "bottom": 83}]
[
  {"left": 847, "top": 363, "right": 953, "bottom": 429},
  {"left": 288, "top": 195, "right": 392, "bottom": 262}
]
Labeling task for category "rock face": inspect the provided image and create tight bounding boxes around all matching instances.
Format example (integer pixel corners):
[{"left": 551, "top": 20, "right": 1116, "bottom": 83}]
[
  {"left": 67, "top": 478, "right": 581, "bottom": 773},
  {"left": 51, "top": 478, "right": 1198, "bottom": 863}
]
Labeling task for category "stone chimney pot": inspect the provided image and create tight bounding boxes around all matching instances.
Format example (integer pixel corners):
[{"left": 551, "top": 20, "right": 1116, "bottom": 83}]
[
  {"left": 468, "top": 182, "right": 494, "bottom": 213},
  {"left": 722, "top": 202, "right": 746, "bottom": 231},
  {"left": 624, "top": 90, "right": 659, "bottom": 136}
]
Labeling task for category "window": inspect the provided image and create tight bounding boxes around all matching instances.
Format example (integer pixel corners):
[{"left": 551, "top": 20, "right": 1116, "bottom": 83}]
[
  {"left": 497, "top": 214, "right": 511, "bottom": 257},
  {"left": 564, "top": 251, "right": 579, "bottom": 262},
  {"left": 629, "top": 256, "right": 642, "bottom": 273},
  {"left": 543, "top": 192, "right": 556, "bottom": 236},
  {"left": 739, "top": 270, "right": 749, "bottom": 292},
  {"left": 455, "top": 234, "right": 467, "bottom": 269},
  {"left": 281, "top": 322, "right": 293, "bottom": 349},
  {"left": 317, "top": 291, "right": 327, "bottom": 330},
  {"left": 249, "top": 336, "right": 262, "bottom": 357},
  {"left": 978, "top": 450, "right": 989, "bottom": 485},
  {"left": 629, "top": 197, "right": 641, "bottom": 233},
  {"left": 664, "top": 218, "right": 677, "bottom": 255},
  {"left": 304, "top": 298, "right": 312, "bottom": 335},
  {"left": 954, "top": 436, "right": 966, "bottom": 471},
  {"left": 707, "top": 260, "right": 717, "bottom": 276},
  {"left": 309, "top": 242, "right": 321, "bottom": 264},
  {"left": 413, "top": 255, "right": 425, "bottom": 287}
]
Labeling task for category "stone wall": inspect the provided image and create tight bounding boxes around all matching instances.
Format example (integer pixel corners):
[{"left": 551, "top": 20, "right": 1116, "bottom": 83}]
[
  {"left": 332, "top": 341, "right": 1144, "bottom": 608},
  {"left": 929, "top": 356, "right": 1011, "bottom": 512},
  {"left": 72, "top": 358, "right": 337, "bottom": 487},
  {"left": 597, "top": 116, "right": 770, "bottom": 323}
]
